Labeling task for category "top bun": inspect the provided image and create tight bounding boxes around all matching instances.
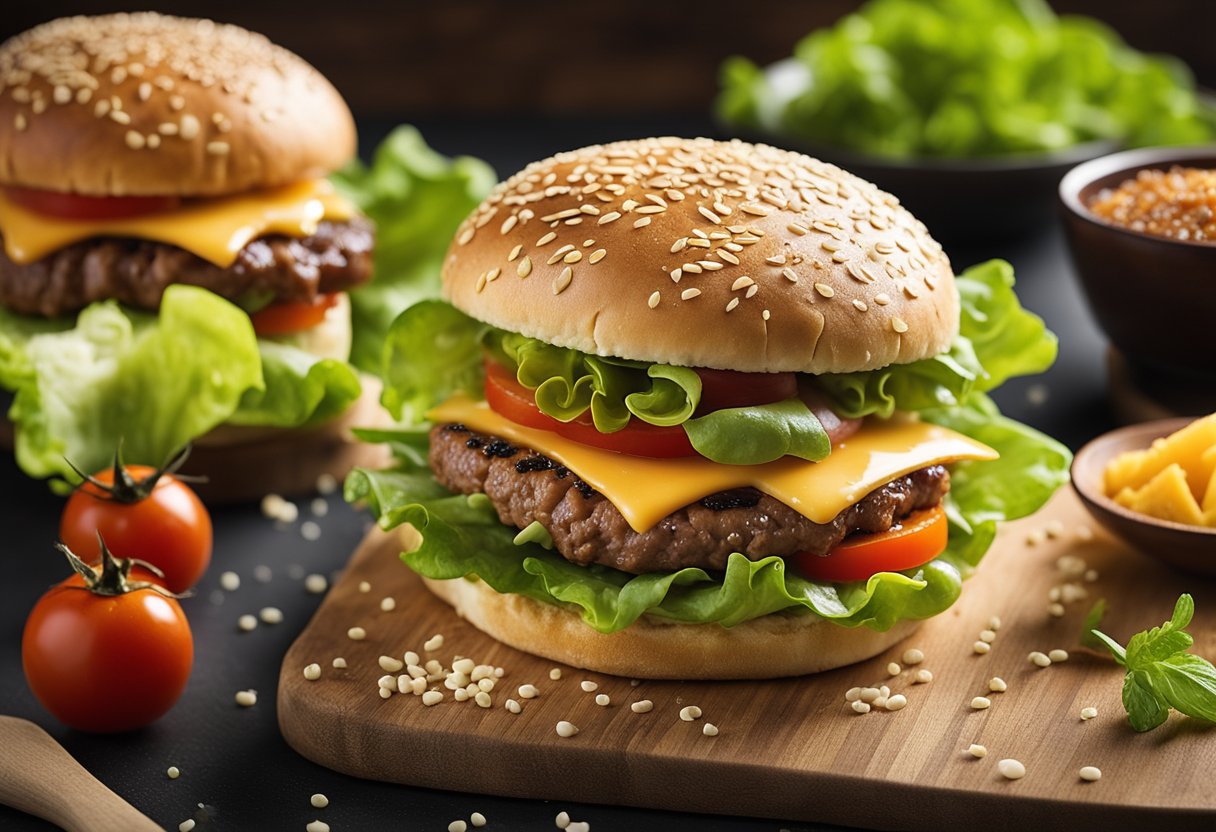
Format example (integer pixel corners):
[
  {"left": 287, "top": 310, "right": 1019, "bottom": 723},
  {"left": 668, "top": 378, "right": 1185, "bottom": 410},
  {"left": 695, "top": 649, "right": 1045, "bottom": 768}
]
[
  {"left": 0, "top": 13, "right": 355, "bottom": 196},
  {"left": 444, "top": 138, "right": 957, "bottom": 375}
]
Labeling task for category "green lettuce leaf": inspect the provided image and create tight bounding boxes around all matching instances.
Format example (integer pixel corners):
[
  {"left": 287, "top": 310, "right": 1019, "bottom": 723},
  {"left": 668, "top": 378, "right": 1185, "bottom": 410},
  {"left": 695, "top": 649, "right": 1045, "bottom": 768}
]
[
  {"left": 0, "top": 286, "right": 263, "bottom": 482},
  {"left": 716, "top": 0, "right": 1216, "bottom": 157},
  {"left": 229, "top": 339, "right": 362, "bottom": 428},
  {"left": 684, "top": 399, "right": 829, "bottom": 465},
  {"left": 381, "top": 299, "right": 490, "bottom": 423},
  {"left": 820, "top": 260, "right": 1055, "bottom": 418},
  {"left": 333, "top": 126, "right": 496, "bottom": 375}
]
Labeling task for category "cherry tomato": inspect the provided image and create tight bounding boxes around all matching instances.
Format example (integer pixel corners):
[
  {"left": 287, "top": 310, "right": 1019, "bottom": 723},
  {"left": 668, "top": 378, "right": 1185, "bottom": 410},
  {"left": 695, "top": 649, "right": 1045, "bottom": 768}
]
[
  {"left": 794, "top": 505, "right": 948, "bottom": 583},
  {"left": 5, "top": 186, "right": 180, "bottom": 220},
  {"left": 695, "top": 367, "right": 798, "bottom": 413},
  {"left": 22, "top": 544, "right": 193, "bottom": 733},
  {"left": 249, "top": 293, "right": 341, "bottom": 336},
  {"left": 484, "top": 359, "right": 696, "bottom": 458},
  {"left": 61, "top": 458, "right": 212, "bottom": 594}
]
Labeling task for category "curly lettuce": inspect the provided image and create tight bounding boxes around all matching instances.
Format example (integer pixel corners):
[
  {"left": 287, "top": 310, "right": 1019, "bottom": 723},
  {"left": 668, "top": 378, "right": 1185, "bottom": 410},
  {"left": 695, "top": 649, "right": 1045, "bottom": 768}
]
[
  {"left": 717, "top": 0, "right": 1216, "bottom": 158},
  {"left": 0, "top": 286, "right": 364, "bottom": 486},
  {"left": 333, "top": 125, "right": 497, "bottom": 374}
]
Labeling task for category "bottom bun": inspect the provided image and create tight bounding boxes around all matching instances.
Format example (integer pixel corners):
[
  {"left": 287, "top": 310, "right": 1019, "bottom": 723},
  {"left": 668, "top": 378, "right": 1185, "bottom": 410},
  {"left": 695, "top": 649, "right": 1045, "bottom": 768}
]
[
  {"left": 422, "top": 574, "right": 921, "bottom": 679},
  {"left": 179, "top": 376, "right": 392, "bottom": 505}
]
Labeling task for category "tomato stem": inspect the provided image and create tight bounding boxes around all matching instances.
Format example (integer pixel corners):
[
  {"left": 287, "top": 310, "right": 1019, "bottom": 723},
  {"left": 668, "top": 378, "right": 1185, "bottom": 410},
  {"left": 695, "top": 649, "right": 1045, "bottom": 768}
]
[
  {"left": 66, "top": 442, "right": 202, "bottom": 504},
  {"left": 55, "top": 537, "right": 182, "bottom": 599}
]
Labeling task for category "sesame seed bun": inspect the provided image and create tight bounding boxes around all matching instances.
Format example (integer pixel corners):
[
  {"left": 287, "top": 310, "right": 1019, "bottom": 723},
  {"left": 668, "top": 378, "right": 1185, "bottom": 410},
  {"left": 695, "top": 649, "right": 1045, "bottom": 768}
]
[
  {"left": 422, "top": 573, "right": 920, "bottom": 679},
  {"left": 443, "top": 137, "right": 957, "bottom": 375},
  {"left": 0, "top": 13, "right": 355, "bottom": 196}
]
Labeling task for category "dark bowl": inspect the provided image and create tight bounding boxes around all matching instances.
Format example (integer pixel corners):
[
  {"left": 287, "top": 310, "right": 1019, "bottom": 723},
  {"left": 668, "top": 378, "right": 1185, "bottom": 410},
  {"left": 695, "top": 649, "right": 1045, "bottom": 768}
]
[
  {"left": 729, "top": 125, "right": 1116, "bottom": 244},
  {"left": 1072, "top": 417, "right": 1216, "bottom": 577},
  {"left": 1059, "top": 145, "right": 1216, "bottom": 379}
]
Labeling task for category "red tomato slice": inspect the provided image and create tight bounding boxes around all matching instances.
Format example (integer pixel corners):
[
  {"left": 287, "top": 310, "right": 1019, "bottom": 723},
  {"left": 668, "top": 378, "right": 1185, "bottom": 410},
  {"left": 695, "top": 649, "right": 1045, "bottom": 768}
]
[
  {"left": 5, "top": 186, "right": 180, "bottom": 220},
  {"left": 483, "top": 359, "right": 696, "bottom": 458},
  {"left": 249, "top": 293, "right": 341, "bottom": 336},
  {"left": 695, "top": 368, "right": 797, "bottom": 413},
  {"left": 794, "top": 505, "right": 948, "bottom": 583}
]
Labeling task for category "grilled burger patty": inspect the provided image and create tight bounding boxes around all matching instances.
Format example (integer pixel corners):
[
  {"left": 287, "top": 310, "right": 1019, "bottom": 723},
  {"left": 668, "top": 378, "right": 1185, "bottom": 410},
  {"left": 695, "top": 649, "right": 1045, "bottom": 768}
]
[
  {"left": 431, "top": 423, "right": 950, "bottom": 575},
  {"left": 0, "top": 217, "right": 374, "bottom": 317}
]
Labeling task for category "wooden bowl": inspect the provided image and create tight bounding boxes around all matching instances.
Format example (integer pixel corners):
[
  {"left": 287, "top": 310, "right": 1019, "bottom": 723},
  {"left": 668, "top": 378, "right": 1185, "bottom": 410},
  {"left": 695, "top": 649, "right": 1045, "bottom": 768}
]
[{"left": 1072, "top": 417, "right": 1216, "bottom": 577}]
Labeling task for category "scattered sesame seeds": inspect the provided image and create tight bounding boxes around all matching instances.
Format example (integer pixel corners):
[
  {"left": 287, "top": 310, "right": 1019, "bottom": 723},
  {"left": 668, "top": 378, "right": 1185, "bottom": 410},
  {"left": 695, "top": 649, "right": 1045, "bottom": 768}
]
[
  {"left": 998, "top": 759, "right": 1026, "bottom": 780},
  {"left": 556, "top": 720, "right": 579, "bottom": 738},
  {"left": 967, "top": 744, "right": 988, "bottom": 759},
  {"left": 885, "top": 694, "right": 908, "bottom": 711},
  {"left": 851, "top": 701, "right": 872, "bottom": 714},
  {"left": 631, "top": 700, "right": 654, "bottom": 714}
]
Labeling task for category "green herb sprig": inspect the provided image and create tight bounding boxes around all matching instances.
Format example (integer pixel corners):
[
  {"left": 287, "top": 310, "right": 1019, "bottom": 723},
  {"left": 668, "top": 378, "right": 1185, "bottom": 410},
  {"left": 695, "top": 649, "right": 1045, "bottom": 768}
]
[{"left": 1089, "top": 594, "right": 1216, "bottom": 732}]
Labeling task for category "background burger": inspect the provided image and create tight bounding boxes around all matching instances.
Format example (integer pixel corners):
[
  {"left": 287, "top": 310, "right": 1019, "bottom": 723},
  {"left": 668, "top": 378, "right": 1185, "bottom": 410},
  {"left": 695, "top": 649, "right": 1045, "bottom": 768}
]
[
  {"left": 0, "top": 12, "right": 383, "bottom": 499},
  {"left": 348, "top": 137, "right": 1072, "bottom": 678}
]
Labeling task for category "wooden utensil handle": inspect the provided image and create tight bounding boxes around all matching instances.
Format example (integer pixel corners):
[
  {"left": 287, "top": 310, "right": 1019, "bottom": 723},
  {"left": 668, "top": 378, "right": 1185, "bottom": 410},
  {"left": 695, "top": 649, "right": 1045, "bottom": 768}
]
[{"left": 0, "top": 716, "right": 162, "bottom": 832}]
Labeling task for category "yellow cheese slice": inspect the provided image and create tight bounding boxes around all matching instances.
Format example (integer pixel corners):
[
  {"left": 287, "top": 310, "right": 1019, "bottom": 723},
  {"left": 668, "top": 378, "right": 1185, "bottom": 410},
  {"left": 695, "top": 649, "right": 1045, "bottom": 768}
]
[
  {"left": 0, "top": 179, "right": 354, "bottom": 267},
  {"left": 428, "top": 395, "right": 998, "bottom": 533}
]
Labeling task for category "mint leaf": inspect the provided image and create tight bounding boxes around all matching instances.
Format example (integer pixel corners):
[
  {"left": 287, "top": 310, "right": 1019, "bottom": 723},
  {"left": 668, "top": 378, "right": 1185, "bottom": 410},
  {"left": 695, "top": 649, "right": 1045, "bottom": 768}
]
[
  {"left": 1123, "top": 671, "right": 1170, "bottom": 732},
  {"left": 1149, "top": 654, "right": 1216, "bottom": 723},
  {"left": 1092, "top": 594, "right": 1216, "bottom": 732},
  {"left": 1079, "top": 598, "right": 1108, "bottom": 652}
]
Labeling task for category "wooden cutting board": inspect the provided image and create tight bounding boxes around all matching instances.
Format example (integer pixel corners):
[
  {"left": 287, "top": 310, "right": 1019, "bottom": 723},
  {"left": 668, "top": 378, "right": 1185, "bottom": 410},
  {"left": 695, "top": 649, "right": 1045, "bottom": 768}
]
[{"left": 278, "top": 489, "right": 1216, "bottom": 831}]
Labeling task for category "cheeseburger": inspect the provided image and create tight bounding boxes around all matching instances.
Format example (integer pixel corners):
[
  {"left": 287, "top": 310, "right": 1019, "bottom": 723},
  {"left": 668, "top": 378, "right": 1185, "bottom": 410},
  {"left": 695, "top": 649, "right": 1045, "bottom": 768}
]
[
  {"left": 0, "top": 13, "right": 379, "bottom": 498},
  {"left": 350, "top": 137, "right": 1071, "bottom": 678}
]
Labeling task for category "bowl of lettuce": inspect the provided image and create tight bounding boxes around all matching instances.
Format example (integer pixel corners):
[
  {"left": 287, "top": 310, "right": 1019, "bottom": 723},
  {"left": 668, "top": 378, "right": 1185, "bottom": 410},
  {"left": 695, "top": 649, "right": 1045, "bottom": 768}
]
[{"left": 716, "top": 0, "right": 1216, "bottom": 242}]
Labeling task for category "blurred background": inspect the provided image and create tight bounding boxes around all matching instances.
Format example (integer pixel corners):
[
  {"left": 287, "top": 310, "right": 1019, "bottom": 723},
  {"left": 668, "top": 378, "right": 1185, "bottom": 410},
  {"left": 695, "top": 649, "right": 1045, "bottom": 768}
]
[{"left": 4, "top": 1, "right": 1213, "bottom": 122}]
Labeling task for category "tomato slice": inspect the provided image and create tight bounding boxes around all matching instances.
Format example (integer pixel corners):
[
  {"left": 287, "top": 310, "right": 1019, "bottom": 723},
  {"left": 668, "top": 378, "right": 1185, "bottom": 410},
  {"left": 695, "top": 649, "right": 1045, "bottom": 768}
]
[
  {"left": 483, "top": 359, "right": 696, "bottom": 458},
  {"left": 249, "top": 293, "right": 341, "bottom": 336},
  {"left": 695, "top": 368, "right": 797, "bottom": 414},
  {"left": 5, "top": 186, "right": 180, "bottom": 220},
  {"left": 794, "top": 505, "right": 948, "bottom": 582}
]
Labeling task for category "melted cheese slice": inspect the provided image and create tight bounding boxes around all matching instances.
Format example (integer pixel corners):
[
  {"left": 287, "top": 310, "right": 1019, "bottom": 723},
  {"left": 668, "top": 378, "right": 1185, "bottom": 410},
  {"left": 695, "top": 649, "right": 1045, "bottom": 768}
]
[
  {"left": 0, "top": 179, "right": 354, "bottom": 267},
  {"left": 429, "top": 395, "right": 998, "bottom": 533}
]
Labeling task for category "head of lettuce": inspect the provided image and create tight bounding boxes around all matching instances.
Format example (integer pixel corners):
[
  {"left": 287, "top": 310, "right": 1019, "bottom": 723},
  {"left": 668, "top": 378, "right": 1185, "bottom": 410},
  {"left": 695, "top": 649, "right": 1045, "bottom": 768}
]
[{"left": 346, "top": 137, "right": 1072, "bottom": 680}]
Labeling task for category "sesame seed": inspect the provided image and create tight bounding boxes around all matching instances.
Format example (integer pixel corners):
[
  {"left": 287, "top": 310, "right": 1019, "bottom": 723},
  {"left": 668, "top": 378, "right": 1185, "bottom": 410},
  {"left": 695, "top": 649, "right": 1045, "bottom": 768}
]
[
  {"left": 1049, "top": 649, "right": 1070, "bottom": 663},
  {"left": 332, "top": 658, "right": 346, "bottom": 669},
  {"left": 52, "top": 85, "right": 71, "bottom": 104},
  {"left": 679, "top": 706, "right": 702, "bottom": 721},
  {"left": 731, "top": 276, "right": 755, "bottom": 291},
  {"left": 518, "top": 684, "right": 539, "bottom": 699},
  {"left": 782, "top": 267, "right": 799, "bottom": 282},
  {"left": 853, "top": 299, "right": 868, "bottom": 312},
  {"left": 697, "top": 205, "right": 722, "bottom": 224},
  {"left": 1079, "top": 766, "right": 1102, "bottom": 782},
  {"left": 235, "top": 690, "right": 257, "bottom": 707},
  {"left": 124, "top": 129, "right": 146, "bottom": 150},
  {"left": 423, "top": 634, "right": 444, "bottom": 651},
  {"left": 597, "top": 211, "right": 621, "bottom": 225},
  {"left": 536, "top": 231, "right": 557, "bottom": 246},
  {"left": 179, "top": 114, "right": 199, "bottom": 138},
  {"left": 891, "top": 316, "right": 909, "bottom": 333},
  {"left": 471, "top": 813, "right": 487, "bottom": 828},
  {"left": 725, "top": 298, "right": 740, "bottom": 312},
  {"left": 671, "top": 238, "right": 689, "bottom": 253},
  {"left": 967, "top": 744, "right": 988, "bottom": 758},
  {"left": 1049, "top": 603, "right": 1066, "bottom": 617},
  {"left": 647, "top": 291, "right": 661, "bottom": 309},
  {"left": 311, "top": 794, "right": 329, "bottom": 809},
  {"left": 379, "top": 655, "right": 404, "bottom": 673},
  {"left": 304, "top": 574, "right": 328, "bottom": 594},
  {"left": 973, "top": 641, "right": 990, "bottom": 655},
  {"left": 303, "top": 664, "right": 321, "bottom": 681},
  {"left": 206, "top": 141, "right": 230, "bottom": 156},
  {"left": 979, "top": 629, "right": 997, "bottom": 643},
  {"left": 681, "top": 288, "right": 701, "bottom": 301},
  {"left": 347, "top": 627, "right": 366, "bottom": 641},
  {"left": 422, "top": 691, "right": 443, "bottom": 707},
  {"left": 631, "top": 700, "right": 654, "bottom": 713},
  {"left": 589, "top": 248, "right": 606, "bottom": 264},
  {"left": 851, "top": 701, "right": 871, "bottom": 714},
  {"left": 1081, "top": 706, "right": 1098, "bottom": 720},
  {"left": 902, "top": 648, "right": 924, "bottom": 665},
  {"left": 669, "top": 268, "right": 683, "bottom": 282},
  {"left": 167, "top": 766, "right": 180, "bottom": 779},
  {"left": 1028, "top": 651, "right": 1052, "bottom": 668},
  {"left": 306, "top": 823, "right": 329, "bottom": 832},
  {"left": 998, "top": 759, "right": 1026, "bottom": 780},
  {"left": 595, "top": 694, "right": 610, "bottom": 706},
  {"left": 563, "top": 250, "right": 583, "bottom": 264},
  {"left": 220, "top": 571, "right": 240, "bottom": 591},
  {"left": 553, "top": 266, "right": 574, "bottom": 294},
  {"left": 500, "top": 215, "right": 518, "bottom": 235},
  {"left": 549, "top": 668, "right": 562, "bottom": 680},
  {"left": 517, "top": 256, "right": 532, "bottom": 278},
  {"left": 259, "top": 607, "right": 283, "bottom": 624},
  {"left": 717, "top": 250, "right": 740, "bottom": 265},
  {"left": 814, "top": 283, "right": 835, "bottom": 298},
  {"left": 914, "top": 669, "right": 933, "bottom": 684},
  {"left": 556, "top": 812, "right": 571, "bottom": 829},
  {"left": 475, "top": 691, "right": 492, "bottom": 708},
  {"left": 971, "top": 697, "right": 991, "bottom": 710},
  {"left": 359, "top": 582, "right": 371, "bottom": 593},
  {"left": 237, "top": 614, "right": 257, "bottom": 632},
  {"left": 762, "top": 309, "right": 771, "bottom": 321},
  {"left": 556, "top": 721, "right": 579, "bottom": 738},
  {"left": 885, "top": 694, "right": 908, "bottom": 711},
  {"left": 988, "top": 677, "right": 1008, "bottom": 693},
  {"left": 887, "top": 662, "right": 901, "bottom": 676},
  {"left": 988, "top": 615, "right": 1002, "bottom": 631}
]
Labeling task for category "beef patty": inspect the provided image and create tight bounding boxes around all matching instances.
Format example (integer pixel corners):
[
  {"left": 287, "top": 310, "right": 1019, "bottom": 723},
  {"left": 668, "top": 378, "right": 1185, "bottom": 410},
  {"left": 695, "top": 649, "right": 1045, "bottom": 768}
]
[
  {"left": 430, "top": 423, "right": 950, "bottom": 575},
  {"left": 0, "top": 217, "right": 374, "bottom": 317}
]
